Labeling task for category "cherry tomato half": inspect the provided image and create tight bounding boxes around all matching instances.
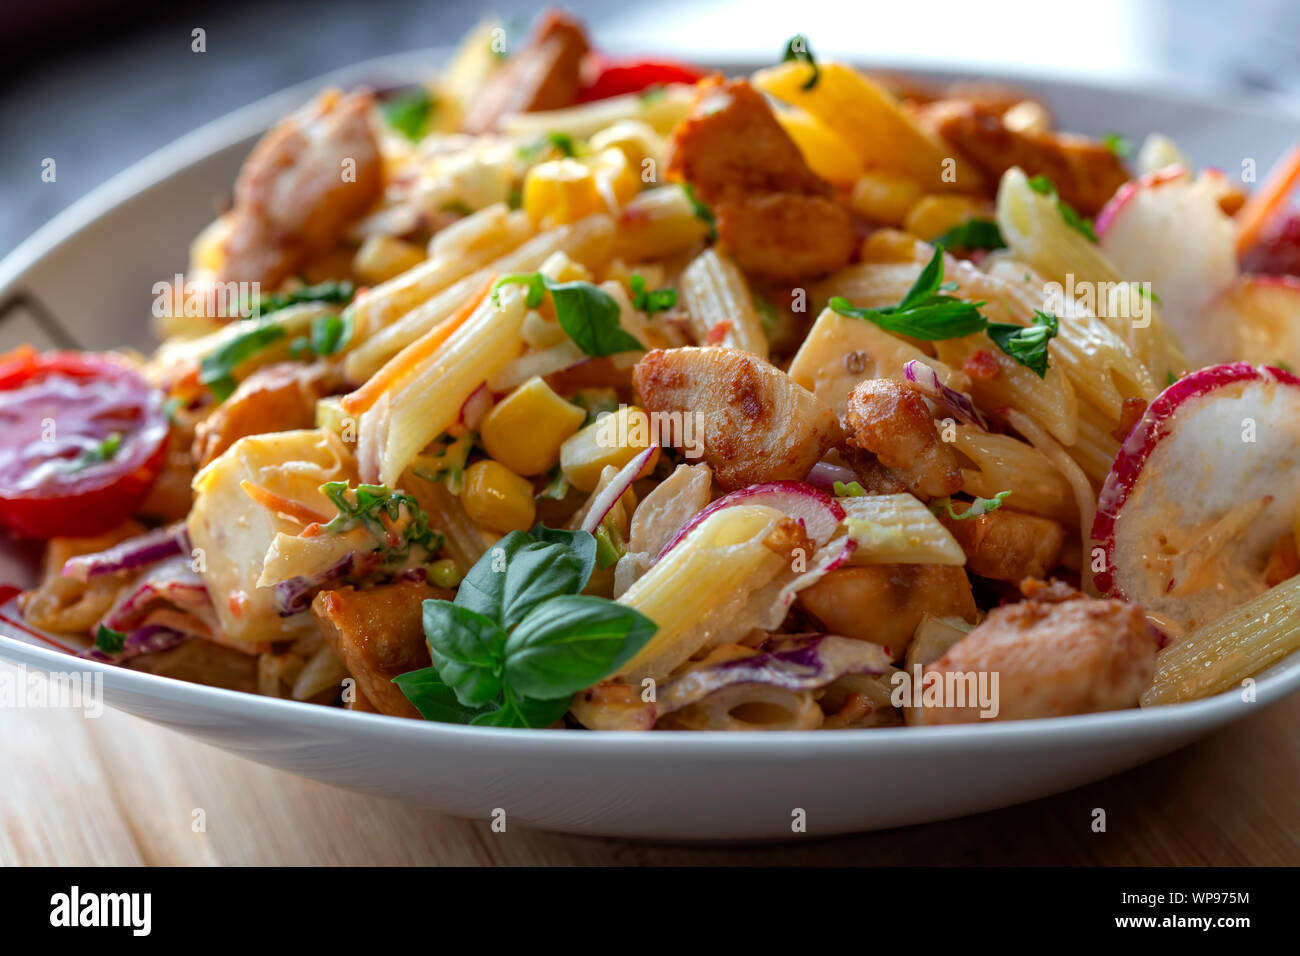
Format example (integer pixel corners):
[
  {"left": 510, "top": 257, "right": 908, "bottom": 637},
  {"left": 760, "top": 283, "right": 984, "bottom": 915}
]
[{"left": 0, "top": 348, "right": 169, "bottom": 538}]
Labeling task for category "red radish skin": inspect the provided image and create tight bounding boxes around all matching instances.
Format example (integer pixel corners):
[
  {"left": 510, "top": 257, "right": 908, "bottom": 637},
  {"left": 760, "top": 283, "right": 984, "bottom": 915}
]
[
  {"left": 1094, "top": 164, "right": 1188, "bottom": 238},
  {"left": 1091, "top": 363, "right": 1300, "bottom": 628}
]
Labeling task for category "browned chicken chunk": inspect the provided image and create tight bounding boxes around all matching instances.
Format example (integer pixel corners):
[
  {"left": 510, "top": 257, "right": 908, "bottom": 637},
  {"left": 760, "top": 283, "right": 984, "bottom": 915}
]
[
  {"left": 460, "top": 9, "right": 590, "bottom": 134},
  {"left": 842, "top": 378, "right": 962, "bottom": 499},
  {"left": 921, "top": 582, "right": 1156, "bottom": 724},
  {"left": 796, "top": 564, "right": 978, "bottom": 658},
  {"left": 921, "top": 101, "right": 1128, "bottom": 215},
  {"left": 311, "top": 579, "right": 451, "bottom": 719},
  {"left": 937, "top": 502, "right": 1065, "bottom": 582},
  {"left": 192, "top": 363, "right": 334, "bottom": 469},
  {"left": 218, "top": 89, "right": 382, "bottom": 287},
  {"left": 634, "top": 346, "right": 840, "bottom": 490},
  {"left": 665, "top": 77, "right": 855, "bottom": 280}
]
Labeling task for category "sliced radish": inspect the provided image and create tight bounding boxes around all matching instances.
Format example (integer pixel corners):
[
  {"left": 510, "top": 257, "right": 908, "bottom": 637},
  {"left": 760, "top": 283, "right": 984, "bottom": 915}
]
[
  {"left": 459, "top": 384, "right": 492, "bottom": 430},
  {"left": 904, "top": 359, "right": 990, "bottom": 430},
  {"left": 1096, "top": 165, "right": 1239, "bottom": 365},
  {"left": 1202, "top": 274, "right": 1300, "bottom": 369},
  {"left": 1092, "top": 363, "right": 1300, "bottom": 640},
  {"left": 580, "top": 443, "right": 658, "bottom": 534},
  {"left": 653, "top": 480, "right": 846, "bottom": 563}
]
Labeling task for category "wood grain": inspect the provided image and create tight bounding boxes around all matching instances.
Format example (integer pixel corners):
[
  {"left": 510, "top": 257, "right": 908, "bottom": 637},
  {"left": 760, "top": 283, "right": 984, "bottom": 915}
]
[{"left": 2, "top": 662, "right": 1297, "bottom": 865}]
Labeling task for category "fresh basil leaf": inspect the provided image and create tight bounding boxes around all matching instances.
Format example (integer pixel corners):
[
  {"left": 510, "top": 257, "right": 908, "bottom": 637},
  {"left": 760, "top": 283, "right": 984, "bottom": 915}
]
[
  {"left": 781, "top": 33, "right": 820, "bottom": 90},
  {"left": 545, "top": 279, "right": 645, "bottom": 357},
  {"left": 469, "top": 690, "right": 570, "bottom": 728},
  {"left": 422, "top": 600, "right": 506, "bottom": 707},
  {"left": 527, "top": 525, "right": 597, "bottom": 591},
  {"left": 454, "top": 529, "right": 594, "bottom": 627},
  {"left": 392, "top": 668, "right": 490, "bottom": 723},
  {"left": 246, "top": 280, "right": 354, "bottom": 318},
  {"left": 987, "top": 309, "right": 1059, "bottom": 378},
  {"left": 382, "top": 88, "right": 434, "bottom": 141},
  {"left": 309, "top": 312, "right": 350, "bottom": 356},
  {"left": 828, "top": 247, "right": 988, "bottom": 341},
  {"left": 503, "top": 594, "right": 657, "bottom": 700},
  {"left": 199, "top": 323, "right": 286, "bottom": 400},
  {"left": 932, "top": 218, "right": 1007, "bottom": 251}
]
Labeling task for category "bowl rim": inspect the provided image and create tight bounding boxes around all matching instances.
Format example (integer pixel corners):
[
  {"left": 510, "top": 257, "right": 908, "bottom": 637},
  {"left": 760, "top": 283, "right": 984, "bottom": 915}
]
[{"left": 2, "top": 49, "right": 1297, "bottom": 751}]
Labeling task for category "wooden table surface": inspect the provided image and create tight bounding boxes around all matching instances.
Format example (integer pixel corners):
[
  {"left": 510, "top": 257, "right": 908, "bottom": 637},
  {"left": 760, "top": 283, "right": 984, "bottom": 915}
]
[{"left": 3, "top": 662, "right": 1298, "bottom": 865}]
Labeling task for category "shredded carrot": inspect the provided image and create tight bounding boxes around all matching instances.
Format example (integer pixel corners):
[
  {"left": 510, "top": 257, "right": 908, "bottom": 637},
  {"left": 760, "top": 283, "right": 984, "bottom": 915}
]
[
  {"left": 239, "top": 480, "right": 331, "bottom": 526},
  {"left": 1236, "top": 144, "right": 1300, "bottom": 256},
  {"left": 341, "top": 275, "right": 494, "bottom": 415}
]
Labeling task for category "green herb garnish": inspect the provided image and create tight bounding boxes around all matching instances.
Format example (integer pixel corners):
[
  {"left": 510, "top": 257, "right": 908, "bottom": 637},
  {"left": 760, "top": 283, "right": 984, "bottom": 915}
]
[
  {"left": 782, "top": 33, "right": 820, "bottom": 90},
  {"left": 382, "top": 88, "right": 435, "bottom": 141},
  {"left": 519, "top": 132, "right": 578, "bottom": 160},
  {"left": 832, "top": 480, "right": 867, "bottom": 497},
  {"left": 1027, "top": 175, "right": 1097, "bottom": 242},
  {"left": 931, "top": 490, "right": 1012, "bottom": 520},
  {"left": 986, "top": 310, "right": 1059, "bottom": 379},
  {"left": 69, "top": 432, "right": 123, "bottom": 472},
  {"left": 94, "top": 624, "right": 126, "bottom": 655},
  {"left": 932, "top": 218, "right": 1007, "bottom": 252},
  {"left": 244, "top": 280, "right": 354, "bottom": 318},
  {"left": 828, "top": 246, "right": 988, "bottom": 340},
  {"left": 494, "top": 274, "right": 644, "bottom": 357},
  {"left": 199, "top": 324, "right": 286, "bottom": 400},
  {"left": 393, "top": 526, "right": 656, "bottom": 726},
  {"left": 680, "top": 182, "right": 717, "bottom": 239},
  {"left": 319, "top": 481, "right": 443, "bottom": 564},
  {"left": 1101, "top": 132, "right": 1132, "bottom": 158},
  {"left": 628, "top": 274, "right": 677, "bottom": 316}
]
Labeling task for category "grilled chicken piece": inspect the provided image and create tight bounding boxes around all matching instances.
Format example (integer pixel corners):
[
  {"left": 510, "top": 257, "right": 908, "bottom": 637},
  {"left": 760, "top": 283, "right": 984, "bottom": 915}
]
[
  {"left": 192, "top": 363, "right": 334, "bottom": 469},
  {"left": 218, "top": 89, "right": 382, "bottom": 287},
  {"left": 311, "top": 579, "right": 451, "bottom": 719},
  {"left": 921, "top": 581, "right": 1156, "bottom": 724},
  {"left": 842, "top": 378, "right": 962, "bottom": 499},
  {"left": 796, "top": 564, "right": 978, "bottom": 658},
  {"left": 920, "top": 100, "right": 1128, "bottom": 215},
  {"left": 460, "top": 9, "right": 590, "bottom": 134},
  {"left": 715, "top": 193, "right": 857, "bottom": 284},
  {"left": 937, "top": 502, "right": 1065, "bottom": 582},
  {"left": 634, "top": 346, "right": 840, "bottom": 490},
  {"left": 666, "top": 77, "right": 855, "bottom": 280}
]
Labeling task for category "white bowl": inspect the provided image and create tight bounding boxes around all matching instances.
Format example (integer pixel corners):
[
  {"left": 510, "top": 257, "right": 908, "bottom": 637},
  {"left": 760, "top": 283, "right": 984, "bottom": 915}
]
[{"left": 2, "top": 54, "right": 1298, "bottom": 840}]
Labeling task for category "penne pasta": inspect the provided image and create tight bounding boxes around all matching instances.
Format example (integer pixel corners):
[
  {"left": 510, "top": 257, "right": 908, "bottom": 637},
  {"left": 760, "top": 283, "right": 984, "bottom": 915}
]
[
  {"left": 1141, "top": 575, "right": 1300, "bottom": 706},
  {"left": 610, "top": 185, "right": 710, "bottom": 262},
  {"left": 840, "top": 494, "right": 966, "bottom": 565},
  {"left": 501, "top": 84, "right": 695, "bottom": 139},
  {"left": 951, "top": 426, "right": 1078, "bottom": 523},
  {"left": 679, "top": 248, "right": 768, "bottom": 357}
]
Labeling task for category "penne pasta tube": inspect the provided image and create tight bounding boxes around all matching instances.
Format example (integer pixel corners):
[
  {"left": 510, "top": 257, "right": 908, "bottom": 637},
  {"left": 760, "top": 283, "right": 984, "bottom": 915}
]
[
  {"left": 840, "top": 494, "right": 966, "bottom": 565},
  {"left": 500, "top": 84, "right": 695, "bottom": 140},
  {"left": 951, "top": 426, "right": 1078, "bottom": 523},
  {"left": 679, "top": 248, "right": 768, "bottom": 357},
  {"left": 374, "top": 284, "right": 529, "bottom": 486},
  {"left": 615, "top": 504, "right": 788, "bottom": 683},
  {"left": 344, "top": 213, "right": 614, "bottom": 382},
  {"left": 1141, "top": 575, "right": 1300, "bottom": 706},
  {"left": 611, "top": 185, "right": 710, "bottom": 262}
]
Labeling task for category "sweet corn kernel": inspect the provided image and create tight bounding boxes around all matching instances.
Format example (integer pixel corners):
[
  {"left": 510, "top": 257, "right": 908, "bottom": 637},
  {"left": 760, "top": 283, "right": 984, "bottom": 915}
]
[
  {"left": 902, "top": 194, "right": 992, "bottom": 241},
  {"left": 776, "top": 109, "right": 863, "bottom": 187},
  {"left": 479, "top": 376, "right": 586, "bottom": 476},
  {"left": 460, "top": 459, "right": 536, "bottom": 533},
  {"left": 859, "top": 228, "right": 927, "bottom": 263},
  {"left": 586, "top": 147, "right": 642, "bottom": 209},
  {"left": 353, "top": 234, "right": 426, "bottom": 285},
  {"left": 560, "top": 405, "right": 660, "bottom": 492},
  {"left": 849, "top": 172, "right": 924, "bottom": 227},
  {"left": 523, "top": 158, "right": 605, "bottom": 227}
]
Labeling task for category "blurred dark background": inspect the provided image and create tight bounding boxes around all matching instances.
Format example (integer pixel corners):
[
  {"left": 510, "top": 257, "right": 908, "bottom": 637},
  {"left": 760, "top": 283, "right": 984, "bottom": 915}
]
[{"left": 3, "top": 0, "right": 1299, "bottom": 260}]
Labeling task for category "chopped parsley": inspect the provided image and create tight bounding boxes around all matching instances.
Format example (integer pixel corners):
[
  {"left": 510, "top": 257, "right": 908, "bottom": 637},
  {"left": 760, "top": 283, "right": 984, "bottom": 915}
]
[
  {"left": 519, "top": 132, "right": 578, "bottom": 160},
  {"left": 828, "top": 246, "right": 988, "bottom": 341},
  {"left": 986, "top": 310, "right": 1059, "bottom": 379},
  {"left": 1101, "top": 132, "right": 1132, "bottom": 158},
  {"left": 932, "top": 218, "right": 1007, "bottom": 252},
  {"left": 1027, "top": 175, "right": 1097, "bottom": 242},
  {"left": 931, "top": 490, "right": 1012, "bottom": 520},
  {"left": 94, "top": 624, "right": 126, "bottom": 655},
  {"left": 832, "top": 480, "right": 867, "bottom": 497},
  {"left": 628, "top": 274, "right": 677, "bottom": 316},
  {"left": 244, "top": 280, "right": 355, "bottom": 318},
  {"left": 782, "top": 33, "right": 820, "bottom": 90},
  {"left": 494, "top": 274, "right": 644, "bottom": 357},
  {"left": 199, "top": 323, "right": 286, "bottom": 401},
  {"left": 680, "top": 183, "right": 717, "bottom": 239},
  {"left": 319, "top": 481, "right": 443, "bottom": 564},
  {"left": 382, "top": 88, "right": 435, "bottom": 141}
]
